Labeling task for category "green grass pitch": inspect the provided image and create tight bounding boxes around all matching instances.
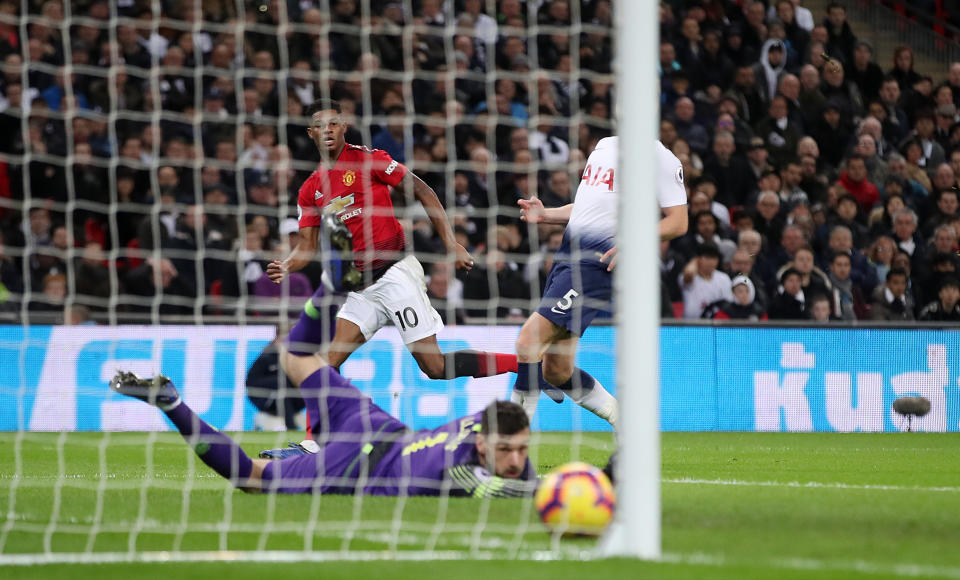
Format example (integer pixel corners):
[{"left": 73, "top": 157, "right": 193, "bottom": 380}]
[{"left": 2, "top": 431, "right": 960, "bottom": 579}]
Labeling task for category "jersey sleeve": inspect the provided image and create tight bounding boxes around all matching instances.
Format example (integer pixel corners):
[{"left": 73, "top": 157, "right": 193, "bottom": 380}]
[
  {"left": 656, "top": 142, "right": 687, "bottom": 209},
  {"left": 297, "top": 173, "right": 323, "bottom": 228},
  {"left": 371, "top": 149, "right": 408, "bottom": 188},
  {"left": 445, "top": 464, "right": 538, "bottom": 498}
]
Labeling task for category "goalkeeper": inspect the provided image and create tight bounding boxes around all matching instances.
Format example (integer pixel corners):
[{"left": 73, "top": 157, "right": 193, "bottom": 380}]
[{"left": 109, "top": 352, "right": 537, "bottom": 497}]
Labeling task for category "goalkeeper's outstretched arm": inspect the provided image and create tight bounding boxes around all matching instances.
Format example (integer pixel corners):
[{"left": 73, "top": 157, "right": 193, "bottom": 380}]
[{"left": 267, "top": 226, "right": 320, "bottom": 283}]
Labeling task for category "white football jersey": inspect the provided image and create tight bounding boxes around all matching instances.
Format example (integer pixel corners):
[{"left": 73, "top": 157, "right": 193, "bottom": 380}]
[{"left": 564, "top": 137, "right": 686, "bottom": 256}]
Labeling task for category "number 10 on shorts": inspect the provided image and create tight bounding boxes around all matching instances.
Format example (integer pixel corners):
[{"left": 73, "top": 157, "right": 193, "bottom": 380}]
[
  {"left": 551, "top": 289, "right": 580, "bottom": 315},
  {"left": 394, "top": 306, "right": 420, "bottom": 330}
]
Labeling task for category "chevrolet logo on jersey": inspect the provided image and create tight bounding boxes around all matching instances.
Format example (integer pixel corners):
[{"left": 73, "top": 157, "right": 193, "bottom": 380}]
[
  {"left": 342, "top": 170, "right": 356, "bottom": 186},
  {"left": 324, "top": 193, "right": 355, "bottom": 216}
]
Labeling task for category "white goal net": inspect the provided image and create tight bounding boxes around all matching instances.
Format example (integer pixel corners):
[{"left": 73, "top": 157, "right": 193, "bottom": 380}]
[{"left": 0, "top": 0, "right": 638, "bottom": 564}]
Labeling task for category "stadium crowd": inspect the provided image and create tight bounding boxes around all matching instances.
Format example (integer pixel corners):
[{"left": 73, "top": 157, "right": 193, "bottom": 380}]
[{"left": 0, "top": 0, "right": 959, "bottom": 323}]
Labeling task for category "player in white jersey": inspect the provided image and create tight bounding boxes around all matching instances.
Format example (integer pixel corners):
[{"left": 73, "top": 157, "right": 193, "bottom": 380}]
[{"left": 511, "top": 138, "right": 688, "bottom": 424}]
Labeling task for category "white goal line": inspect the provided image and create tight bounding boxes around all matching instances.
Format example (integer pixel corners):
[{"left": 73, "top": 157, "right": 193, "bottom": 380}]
[{"left": 3, "top": 549, "right": 960, "bottom": 579}]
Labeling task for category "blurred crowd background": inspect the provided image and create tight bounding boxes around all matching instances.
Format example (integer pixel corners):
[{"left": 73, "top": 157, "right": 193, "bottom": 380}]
[{"left": 1, "top": 0, "right": 959, "bottom": 324}]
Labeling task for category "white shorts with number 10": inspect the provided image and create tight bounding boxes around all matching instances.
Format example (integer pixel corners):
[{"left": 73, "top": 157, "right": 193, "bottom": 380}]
[{"left": 336, "top": 255, "right": 444, "bottom": 344}]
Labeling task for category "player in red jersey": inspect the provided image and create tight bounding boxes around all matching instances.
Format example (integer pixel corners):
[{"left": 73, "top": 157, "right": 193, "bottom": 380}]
[{"left": 267, "top": 98, "right": 517, "bottom": 383}]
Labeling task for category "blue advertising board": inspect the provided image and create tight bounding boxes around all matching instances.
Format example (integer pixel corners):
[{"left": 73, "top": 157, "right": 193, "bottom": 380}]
[{"left": 1, "top": 325, "right": 957, "bottom": 432}]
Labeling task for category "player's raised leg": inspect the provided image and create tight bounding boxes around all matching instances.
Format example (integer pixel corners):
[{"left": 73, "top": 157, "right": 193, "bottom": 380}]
[
  {"left": 408, "top": 334, "right": 518, "bottom": 380},
  {"left": 109, "top": 372, "right": 265, "bottom": 490}
]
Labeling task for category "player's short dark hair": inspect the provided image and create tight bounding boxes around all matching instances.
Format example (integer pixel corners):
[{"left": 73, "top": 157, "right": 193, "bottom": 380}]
[
  {"left": 481, "top": 400, "right": 529, "bottom": 436},
  {"left": 305, "top": 98, "right": 342, "bottom": 117}
]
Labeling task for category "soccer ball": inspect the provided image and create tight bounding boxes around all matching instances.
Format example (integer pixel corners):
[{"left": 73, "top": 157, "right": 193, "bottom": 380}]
[{"left": 534, "top": 461, "right": 616, "bottom": 535}]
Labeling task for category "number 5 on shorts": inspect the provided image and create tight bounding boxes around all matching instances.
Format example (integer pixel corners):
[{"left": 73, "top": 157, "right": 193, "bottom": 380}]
[{"left": 551, "top": 289, "right": 580, "bottom": 315}]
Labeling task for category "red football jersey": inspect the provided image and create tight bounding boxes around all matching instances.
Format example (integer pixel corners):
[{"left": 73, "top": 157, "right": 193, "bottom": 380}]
[{"left": 297, "top": 144, "right": 409, "bottom": 272}]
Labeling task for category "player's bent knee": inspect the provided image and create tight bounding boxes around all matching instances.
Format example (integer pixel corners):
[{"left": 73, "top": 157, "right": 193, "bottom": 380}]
[{"left": 515, "top": 327, "right": 544, "bottom": 361}]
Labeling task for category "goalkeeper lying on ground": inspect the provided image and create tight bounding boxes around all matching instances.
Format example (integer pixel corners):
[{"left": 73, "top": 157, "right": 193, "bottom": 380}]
[{"left": 110, "top": 352, "right": 537, "bottom": 497}]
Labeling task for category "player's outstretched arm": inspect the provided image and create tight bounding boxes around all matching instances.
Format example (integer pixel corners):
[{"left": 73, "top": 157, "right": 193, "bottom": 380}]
[
  {"left": 659, "top": 204, "right": 688, "bottom": 241},
  {"left": 518, "top": 197, "right": 573, "bottom": 224},
  {"left": 409, "top": 173, "right": 474, "bottom": 270},
  {"left": 267, "top": 226, "right": 320, "bottom": 283}
]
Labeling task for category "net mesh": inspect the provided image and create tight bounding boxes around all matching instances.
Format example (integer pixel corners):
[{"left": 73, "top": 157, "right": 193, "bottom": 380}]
[{"left": 0, "top": 0, "right": 617, "bottom": 563}]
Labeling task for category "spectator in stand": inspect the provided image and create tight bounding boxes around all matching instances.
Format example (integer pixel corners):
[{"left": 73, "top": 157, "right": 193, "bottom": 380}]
[
  {"left": 704, "top": 274, "right": 768, "bottom": 320},
  {"left": 820, "top": 59, "right": 863, "bottom": 120},
  {"left": 812, "top": 100, "right": 851, "bottom": 169},
  {"left": 934, "top": 103, "right": 956, "bottom": 151},
  {"left": 798, "top": 64, "right": 827, "bottom": 129},
  {"left": 854, "top": 133, "right": 888, "bottom": 188},
  {"left": 823, "top": 193, "right": 869, "bottom": 249},
  {"left": 679, "top": 243, "right": 732, "bottom": 319},
  {"left": 835, "top": 155, "right": 880, "bottom": 212},
  {"left": 824, "top": 2, "right": 857, "bottom": 66},
  {"left": 827, "top": 224, "right": 879, "bottom": 294},
  {"left": 539, "top": 169, "right": 573, "bottom": 209},
  {"left": 0, "top": 231, "right": 22, "bottom": 311},
  {"left": 754, "top": 40, "right": 787, "bottom": 105},
  {"left": 745, "top": 135, "right": 774, "bottom": 184},
  {"left": 870, "top": 268, "right": 914, "bottom": 321},
  {"left": 729, "top": 247, "right": 769, "bottom": 308},
  {"left": 780, "top": 245, "right": 832, "bottom": 298},
  {"left": 889, "top": 46, "right": 922, "bottom": 93},
  {"left": 908, "top": 112, "right": 946, "bottom": 175},
  {"left": 924, "top": 224, "right": 959, "bottom": 268},
  {"left": 674, "top": 210, "right": 737, "bottom": 264},
  {"left": 755, "top": 95, "right": 802, "bottom": 168},
  {"left": 892, "top": 209, "right": 924, "bottom": 264},
  {"left": 807, "top": 293, "right": 836, "bottom": 322},
  {"left": 877, "top": 197, "right": 908, "bottom": 243},
  {"left": 671, "top": 96, "right": 709, "bottom": 157},
  {"left": 74, "top": 242, "right": 110, "bottom": 305},
  {"left": 28, "top": 272, "right": 67, "bottom": 316},
  {"left": 888, "top": 151, "right": 933, "bottom": 198},
  {"left": 730, "top": 64, "right": 766, "bottom": 125},
  {"left": 769, "top": 268, "right": 807, "bottom": 319},
  {"left": 754, "top": 190, "right": 786, "bottom": 244},
  {"left": 879, "top": 76, "right": 911, "bottom": 145},
  {"left": 826, "top": 251, "right": 865, "bottom": 320},
  {"left": 848, "top": 40, "right": 884, "bottom": 102},
  {"left": 866, "top": 235, "right": 898, "bottom": 283},
  {"left": 918, "top": 277, "right": 960, "bottom": 321},
  {"left": 426, "top": 261, "right": 466, "bottom": 325},
  {"left": 923, "top": 189, "right": 960, "bottom": 238},
  {"left": 703, "top": 131, "right": 755, "bottom": 208},
  {"left": 769, "top": 223, "right": 808, "bottom": 271}
]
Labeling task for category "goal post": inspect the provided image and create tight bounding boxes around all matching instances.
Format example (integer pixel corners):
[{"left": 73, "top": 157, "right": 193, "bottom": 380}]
[{"left": 597, "top": 0, "right": 662, "bottom": 560}]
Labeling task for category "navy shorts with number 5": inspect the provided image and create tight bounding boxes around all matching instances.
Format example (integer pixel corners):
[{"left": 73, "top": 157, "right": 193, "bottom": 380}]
[{"left": 536, "top": 260, "right": 612, "bottom": 336}]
